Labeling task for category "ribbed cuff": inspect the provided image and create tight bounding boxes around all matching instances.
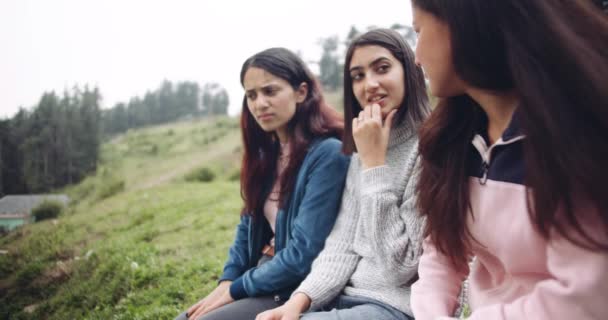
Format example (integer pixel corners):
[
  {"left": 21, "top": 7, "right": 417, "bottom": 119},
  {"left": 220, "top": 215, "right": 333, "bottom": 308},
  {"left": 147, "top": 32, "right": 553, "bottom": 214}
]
[
  {"left": 219, "top": 267, "right": 242, "bottom": 284},
  {"left": 360, "top": 165, "right": 393, "bottom": 195},
  {"left": 293, "top": 253, "right": 358, "bottom": 310},
  {"left": 229, "top": 276, "right": 248, "bottom": 300}
]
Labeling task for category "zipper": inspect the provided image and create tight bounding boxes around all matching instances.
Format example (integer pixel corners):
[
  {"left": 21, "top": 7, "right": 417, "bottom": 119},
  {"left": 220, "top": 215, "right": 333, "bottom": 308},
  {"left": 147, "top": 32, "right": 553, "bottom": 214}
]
[{"left": 471, "top": 134, "right": 525, "bottom": 185}]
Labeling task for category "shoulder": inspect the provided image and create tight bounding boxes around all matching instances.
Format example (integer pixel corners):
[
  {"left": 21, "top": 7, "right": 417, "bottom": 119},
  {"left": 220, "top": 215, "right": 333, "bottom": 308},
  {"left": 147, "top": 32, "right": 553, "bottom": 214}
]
[
  {"left": 305, "top": 137, "right": 347, "bottom": 161},
  {"left": 300, "top": 137, "right": 350, "bottom": 171},
  {"left": 309, "top": 137, "right": 343, "bottom": 154}
]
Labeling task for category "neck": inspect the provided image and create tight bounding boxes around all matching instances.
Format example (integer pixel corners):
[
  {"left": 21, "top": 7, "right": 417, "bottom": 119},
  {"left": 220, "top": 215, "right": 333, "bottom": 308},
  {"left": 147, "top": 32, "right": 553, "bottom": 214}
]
[
  {"left": 276, "top": 127, "right": 289, "bottom": 144},
  {"left": 466, "top": 87, "right": 519, "bottom": 144}
]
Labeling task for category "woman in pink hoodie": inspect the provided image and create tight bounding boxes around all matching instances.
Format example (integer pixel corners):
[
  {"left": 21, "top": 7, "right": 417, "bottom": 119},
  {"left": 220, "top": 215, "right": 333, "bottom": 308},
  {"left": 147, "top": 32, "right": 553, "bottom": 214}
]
[{"left": 410, "top": 1, "right": 608, "bottom": 319}]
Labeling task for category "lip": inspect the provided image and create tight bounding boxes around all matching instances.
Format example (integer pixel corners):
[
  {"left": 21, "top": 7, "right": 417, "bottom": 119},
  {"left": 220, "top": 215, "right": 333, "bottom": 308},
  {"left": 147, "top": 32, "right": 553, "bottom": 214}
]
[
  {"left": 367, "top": 95, "right": 387, "bottom": 107},
  {"left": 258, "top": 113, "right": 274, "bottom": 121},
  {"left": 368, "top": 94, "right": 387, "bottom": 103}
]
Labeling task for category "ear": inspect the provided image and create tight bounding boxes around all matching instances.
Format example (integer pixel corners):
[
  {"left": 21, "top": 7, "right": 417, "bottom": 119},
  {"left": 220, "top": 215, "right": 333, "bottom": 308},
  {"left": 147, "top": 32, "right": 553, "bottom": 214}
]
[{"left": 295, "top": 82, "right": 308, "bottom": 103}]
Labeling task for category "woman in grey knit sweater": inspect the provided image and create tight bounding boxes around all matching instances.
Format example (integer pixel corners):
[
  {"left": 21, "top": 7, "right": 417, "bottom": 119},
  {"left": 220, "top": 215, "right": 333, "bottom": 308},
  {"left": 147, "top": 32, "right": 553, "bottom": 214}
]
[{"left": 257, "top": 28, "right": 430, "bottom": 320}]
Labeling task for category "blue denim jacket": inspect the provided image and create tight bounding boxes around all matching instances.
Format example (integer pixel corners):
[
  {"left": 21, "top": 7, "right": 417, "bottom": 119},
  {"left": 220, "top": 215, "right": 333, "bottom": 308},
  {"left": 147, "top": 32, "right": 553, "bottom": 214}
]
[{"left": 219, "top": 137, "right": 350, "bottom": 301}]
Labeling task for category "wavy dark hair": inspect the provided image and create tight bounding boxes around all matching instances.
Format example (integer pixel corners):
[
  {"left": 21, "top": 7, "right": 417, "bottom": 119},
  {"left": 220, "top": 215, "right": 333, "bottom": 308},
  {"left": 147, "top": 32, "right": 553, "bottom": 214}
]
[
  {"left": 342, "top": 28, "right": 430, "bottom": 154},
  {"left": 239, "top": 47, "right": 344, "bottom": 216},
  {"left": 413, "top": 0, "right": 608, "bottom": 269}
]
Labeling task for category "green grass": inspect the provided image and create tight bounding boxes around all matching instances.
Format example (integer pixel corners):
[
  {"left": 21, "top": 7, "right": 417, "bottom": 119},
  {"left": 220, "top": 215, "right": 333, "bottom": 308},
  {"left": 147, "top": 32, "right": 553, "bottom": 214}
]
[{"left": 0, "top": 116, "right": 244, "bottom": 319}]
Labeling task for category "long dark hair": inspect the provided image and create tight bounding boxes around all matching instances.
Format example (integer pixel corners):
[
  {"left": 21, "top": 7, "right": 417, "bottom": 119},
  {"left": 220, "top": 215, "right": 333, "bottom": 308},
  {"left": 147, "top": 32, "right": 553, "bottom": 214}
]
[
  {"left": 239, "top": 47, "right": 344, "bottom": 217},
  {"left": 414, "top": 0, "right": 608, "bottom": 269},
  {"left": 342, "top": 28, "right": 430, "bottom": 154}
]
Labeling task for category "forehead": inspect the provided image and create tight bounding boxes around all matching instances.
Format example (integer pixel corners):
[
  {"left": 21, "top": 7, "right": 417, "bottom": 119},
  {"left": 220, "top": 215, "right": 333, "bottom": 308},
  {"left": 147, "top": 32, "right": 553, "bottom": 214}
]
[
  {"left": 350, "top": 45, "right": 397, "bottom": 67},
  {"left": 243, "top": 67, "right": 287, "bottom": 90}
]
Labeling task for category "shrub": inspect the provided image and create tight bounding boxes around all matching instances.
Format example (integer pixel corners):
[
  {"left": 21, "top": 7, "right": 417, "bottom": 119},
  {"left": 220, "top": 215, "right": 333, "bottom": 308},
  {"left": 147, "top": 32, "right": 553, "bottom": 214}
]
[
  {"left": 96, "top": 178, "right": 125, "bottom": 200},
  {"left": 185, "top": 167, "right": 215, "bottom": 183},
  {"left": 32, "top": 201, "right": 64, "bottom": 222},
  {"left": 227, "top": 169, "right": 240, "bottom": 182}
]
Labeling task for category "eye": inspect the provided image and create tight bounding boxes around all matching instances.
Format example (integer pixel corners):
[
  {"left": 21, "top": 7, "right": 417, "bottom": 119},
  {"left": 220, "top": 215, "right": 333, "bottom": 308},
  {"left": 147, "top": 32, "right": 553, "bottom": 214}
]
[
  {"left": 351, "top": 72, "right": 364, "bottom": 81},
  {"left": 246, "top": 92, "right": 256, "bottom": 100},
  {"left": 377, "top": 64, "right": 390, "bottom": 73},
  {"left": 263, "top": 87, "right": 278, "bottom": 96}
]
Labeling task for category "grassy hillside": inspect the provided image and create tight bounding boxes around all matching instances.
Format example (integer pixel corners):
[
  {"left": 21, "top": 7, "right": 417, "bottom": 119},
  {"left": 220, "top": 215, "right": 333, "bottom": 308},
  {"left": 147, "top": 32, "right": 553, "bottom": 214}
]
[{"left": 0, "top": 116, "right": 245, "bottom": 319}]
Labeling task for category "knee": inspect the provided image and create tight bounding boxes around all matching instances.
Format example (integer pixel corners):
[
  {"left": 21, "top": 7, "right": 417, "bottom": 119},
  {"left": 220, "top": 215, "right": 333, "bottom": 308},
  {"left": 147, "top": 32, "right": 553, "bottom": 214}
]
[{"left": 174, "top": 311, "right": 189, "bottom": 320}]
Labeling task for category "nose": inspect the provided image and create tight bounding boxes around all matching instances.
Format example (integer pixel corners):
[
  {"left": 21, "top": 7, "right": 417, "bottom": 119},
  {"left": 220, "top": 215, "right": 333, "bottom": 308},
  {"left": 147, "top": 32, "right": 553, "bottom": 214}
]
[
  {"left": 251, "top": 96, "right": 270, "bottom": 111},
  {"left": 364, "top": 75, "right": 380, "bottom": 93}
]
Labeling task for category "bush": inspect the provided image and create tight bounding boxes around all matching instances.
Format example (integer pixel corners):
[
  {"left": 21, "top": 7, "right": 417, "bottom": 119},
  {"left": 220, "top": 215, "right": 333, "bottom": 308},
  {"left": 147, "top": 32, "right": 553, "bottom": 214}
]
[
  {"left": 227, "top": 169, "right": 240, "bottom": 182},
  {"left": 32, "top": 201, "right": 64, "bottom": 222},
  {"left": 0, "top": 225, "right": 8, "bottom": 237},
  {"left": 185, "top": 167, "right": 216, "bottom": 183},
  {"left": 68, "top": 177, "right": 96, "bottom": 203},
  {"left": 15, "top": 260, "right": 46, "bottom": 287},
  {"left": 96, "top": 178, "right": 125, "bottom": 200}
]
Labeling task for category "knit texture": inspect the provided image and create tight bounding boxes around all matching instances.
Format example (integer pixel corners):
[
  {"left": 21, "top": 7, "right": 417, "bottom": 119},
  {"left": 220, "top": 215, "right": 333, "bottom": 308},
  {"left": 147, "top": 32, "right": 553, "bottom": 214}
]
[{"left": 294, "top": 121, "right": 425, "bottom": 316}]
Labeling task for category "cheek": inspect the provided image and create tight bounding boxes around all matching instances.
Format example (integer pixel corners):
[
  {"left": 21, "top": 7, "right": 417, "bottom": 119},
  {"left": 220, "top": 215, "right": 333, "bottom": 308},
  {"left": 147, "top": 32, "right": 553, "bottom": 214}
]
[
  {"left": 278, "top": 95, "right": 297, "bottom": 118},
  {"left": 352, "top": 83, "right": 365, "bottom": 105},
  {"left": 415, "top": 37, "right": 427, "bottom": 66}
]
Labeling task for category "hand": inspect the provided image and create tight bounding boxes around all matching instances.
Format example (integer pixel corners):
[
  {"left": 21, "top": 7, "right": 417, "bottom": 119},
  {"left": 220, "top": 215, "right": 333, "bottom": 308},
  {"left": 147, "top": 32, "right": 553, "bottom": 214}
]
[
  {"left": 256, "top": 293, "right": 311, "bottom": 320},
  {"left": 187, "top": 281, "right": 234, "bottom": 319},
  {"left": 352, "top": 104, "right": 396, "bottom": 169},
  {"left": 255, "top": 305, "right": 301, "bottom": 320}
]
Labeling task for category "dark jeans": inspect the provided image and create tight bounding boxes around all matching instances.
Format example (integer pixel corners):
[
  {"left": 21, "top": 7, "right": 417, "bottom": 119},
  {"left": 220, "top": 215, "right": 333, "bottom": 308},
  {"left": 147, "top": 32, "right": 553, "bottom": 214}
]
[
  {"left": 174, "top": 296, "right": 281, "bottom": 320},
  {"left": 300, "top": 295, "right": 414, "bottom": 320}
]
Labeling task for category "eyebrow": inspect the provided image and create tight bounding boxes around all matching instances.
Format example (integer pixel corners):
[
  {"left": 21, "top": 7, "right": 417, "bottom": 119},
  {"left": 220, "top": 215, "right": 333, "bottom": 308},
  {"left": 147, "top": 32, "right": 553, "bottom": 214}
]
[
  {"left": 245, "top": 83, "right": 277, "bottom": 93},
  {"left": 349, "top": 56, "right": 391, "bottom": 73}
]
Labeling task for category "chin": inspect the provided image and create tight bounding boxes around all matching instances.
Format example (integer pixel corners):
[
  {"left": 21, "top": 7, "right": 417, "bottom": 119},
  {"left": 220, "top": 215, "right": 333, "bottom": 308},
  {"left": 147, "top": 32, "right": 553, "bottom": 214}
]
[
  {"left": 381, "top": 106, "right": 399, "bottom": 117},
  {"left": 430, "top": 80, "right": 465, "bottom": 98},
  {"left": 429, "top": 86, "right": 451, "bottom": 98}
]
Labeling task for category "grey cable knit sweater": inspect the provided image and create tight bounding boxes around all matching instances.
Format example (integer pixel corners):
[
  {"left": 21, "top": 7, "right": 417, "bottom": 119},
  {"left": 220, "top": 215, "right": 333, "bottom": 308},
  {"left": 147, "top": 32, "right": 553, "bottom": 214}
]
[{"left": 293, "top": 121, "right": 425, "bottom": 316}]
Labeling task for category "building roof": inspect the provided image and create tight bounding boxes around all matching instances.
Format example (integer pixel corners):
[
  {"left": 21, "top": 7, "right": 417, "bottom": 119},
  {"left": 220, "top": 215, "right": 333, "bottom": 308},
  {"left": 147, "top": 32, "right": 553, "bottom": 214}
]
[{"left": 0, "top": 195, "right": 70, "bottom": 216}]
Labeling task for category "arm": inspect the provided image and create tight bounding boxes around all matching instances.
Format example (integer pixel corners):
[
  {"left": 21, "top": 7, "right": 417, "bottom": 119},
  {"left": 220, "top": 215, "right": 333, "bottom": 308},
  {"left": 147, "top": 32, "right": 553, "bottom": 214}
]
[
  {"left": 358, "top": 146, "right": 425, "bottom": 281},
  {"left": 229, "top": 140, "right": 351, "bottom": 300},
  {"left": 411, "top": 237, "right": 469, "bottom": 320},
  {"left": 293, "top": 159, "right": 362, "bottom": 310},
  {"left": 219, "top": 215, "right": 251, "bottom": 282},
  {"left": 465, "top": 222, "right": 608, "bottom": 320}
]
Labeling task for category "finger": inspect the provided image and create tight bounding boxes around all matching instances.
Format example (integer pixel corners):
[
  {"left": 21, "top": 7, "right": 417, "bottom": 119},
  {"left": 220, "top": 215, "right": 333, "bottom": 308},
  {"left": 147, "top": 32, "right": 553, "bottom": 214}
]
[
  {"left": 364, "top": 104, "right": 372, "bottom": 120},
  {"left": 187, "top": 302, "right": 202, "bottom": 316},
  {"left": 258, "top": 314, "right": 269, "bottom": 320},
  {"left": 352, "top": 117, "right": 359, "bottom": 131},
  {"left": 357, "top": 109, "right": 365, "bottom": 122},
  {"left": 190, "top": 309, "right": 202, "bottom": 320},
  {"left": 371, "top": 104, "right": 382, "bottom": 123}
]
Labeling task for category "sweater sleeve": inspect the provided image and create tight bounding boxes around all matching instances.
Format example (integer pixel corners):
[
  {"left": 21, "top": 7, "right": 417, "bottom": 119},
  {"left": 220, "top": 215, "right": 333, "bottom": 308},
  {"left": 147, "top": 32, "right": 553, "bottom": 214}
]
[
  {"left": 229, "top": 139, "right": 350, "bottom": 300},
  {"left": 411, "top": 237, "right": 469, "bottom": 320},
  {"left": 465, "top": 220, "right": 608, "bottom": 320},
  {"left": 293, "top": 157, "right": 361, "bottom": 311},
  {"left": 358, "top": 147, "right": 425, "bottom": 283}
]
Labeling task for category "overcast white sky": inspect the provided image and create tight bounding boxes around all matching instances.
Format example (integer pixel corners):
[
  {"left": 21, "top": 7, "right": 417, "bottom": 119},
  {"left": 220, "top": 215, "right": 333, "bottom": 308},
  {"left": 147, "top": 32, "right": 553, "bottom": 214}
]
[{"left": 0, "top": 0, "right": 413, "bottom": 119}]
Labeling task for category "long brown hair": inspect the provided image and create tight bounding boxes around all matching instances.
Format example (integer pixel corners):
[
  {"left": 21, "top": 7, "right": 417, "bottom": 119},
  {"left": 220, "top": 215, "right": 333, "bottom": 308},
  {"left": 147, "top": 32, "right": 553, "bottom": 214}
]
[
  {"left": 342, "top": 28, "right": 430, "bottom": 154},
  {"left": 414, "top": 0, "right": 608, "bottom": 269},
  {"left": 239, "top": 47, "right": 344, "bottom": 217}
]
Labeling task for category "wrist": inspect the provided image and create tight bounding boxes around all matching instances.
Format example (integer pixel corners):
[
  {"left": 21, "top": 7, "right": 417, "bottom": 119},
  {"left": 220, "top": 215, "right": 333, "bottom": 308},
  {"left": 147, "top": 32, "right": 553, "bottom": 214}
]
[
  {"left": 289, "top": 292, "right": 312, "bottom": 312},
  {"left": 219, "top": 280, "right": 232, "bottom": 287}
]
